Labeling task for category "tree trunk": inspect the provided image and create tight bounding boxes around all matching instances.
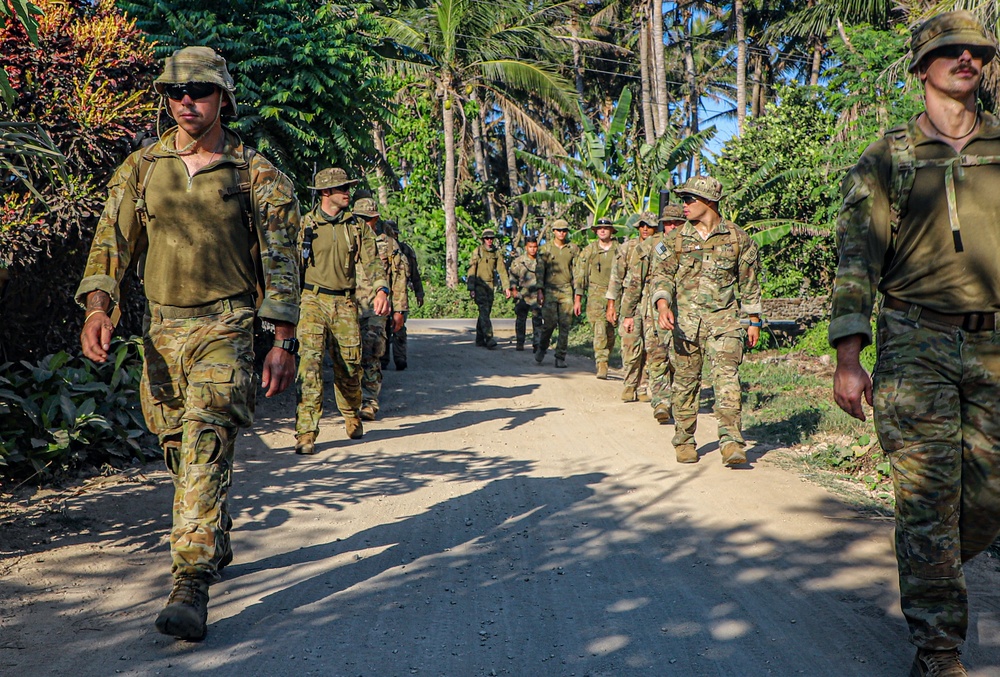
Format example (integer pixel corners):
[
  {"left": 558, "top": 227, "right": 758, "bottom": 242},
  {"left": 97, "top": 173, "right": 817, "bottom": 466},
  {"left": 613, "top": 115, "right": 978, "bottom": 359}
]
[
  {"left": 810, "top": 38, "right": 822, "bottom": 87},
  {"left": 683, "top": 9, "right": 699, "bottom": 175},
  {"left": 442, "top": 85, "right": 459, "bottom": 289},
  {"left": 735, "top": 0, "right": 746, "bottom": 134},
  {"left": 570, "top": 17, "right": 585, "bottom": 100},
  {"left": 639, "top": 19, "right": 656, "bottom": 145},
  {"left": 651, "top": 0, "right": 668, "bottom": 137},
  {"left": 470, "top": 89, "right": 495, "bottom": 224},
  {"left": 372, "top": 122, "right": 390, "bottom": 207},
  {"left": 751, "top": 51, "right": 762, "bottom": 117},
  {"left": 504, "top": 111, "right": 521, "bottom": 228}
]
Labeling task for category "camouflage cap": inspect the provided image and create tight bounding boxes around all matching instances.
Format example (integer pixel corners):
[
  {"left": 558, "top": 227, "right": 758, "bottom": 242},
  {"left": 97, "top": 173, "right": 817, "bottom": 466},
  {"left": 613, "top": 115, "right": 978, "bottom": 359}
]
[
  {"left": 636, "top": 211, "right": 659, "bottom": 229},
  {"left": 153, "top": 46, "right": 237, "bottom": 114},
  {"left": 676, "top": 176, "right": 724, "bottom": 203},
  {"left": 308, "top": 167, "right": 359, "bottom": 191},
  {"left": 660, "top": 203, "right": 686, "bottom": 221},
  {"left": 353, "top": 197, "right": 379, "bottom": 218},
  {"left": 482, "top": 228, "right": 498, "bottom": 239},
  {"left": 908, "top": 11, "right": 997, "bottom": 73},
  {"left": 551, "top": 219, "right": 570, "bottom": 231}
]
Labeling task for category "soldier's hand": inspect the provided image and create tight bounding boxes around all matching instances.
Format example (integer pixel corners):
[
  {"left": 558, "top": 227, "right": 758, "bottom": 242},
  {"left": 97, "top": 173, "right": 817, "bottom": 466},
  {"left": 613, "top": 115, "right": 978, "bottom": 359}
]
[
  {"left": 573, "top": 296, "right": 582, "bottom": 316},
  {"left": 261, "top": 347, "right": 295, "bottom": 397},
  {"left": 81, "top": 310, "right": 115, "bottom": 363},
  {"left": 657, "top": 305, "right": 675, "bottom": 331},
  {"left": 504, "top": 288, "right": 512, "bottom": 299},
  {"left": 373, "top": 290, "right": 391, "bottom": 316},
  {"left": 606, "top": 302, "right": 617, "bottom": 325},
  {"left": 747, "top": 326, "right": 761, "bottom": 348},
  {"left": 393, "top": 311, "right": 405, "bottom": 332},
  {"left": 623, "top": 317, "right": 634, "bottom": 333},
  {"left": 537, "top": 291, "right": 544, "bottom": 306},
  {"left": 469, "top": 290, "right": 476, "bottom": 301},
  {"left": 833, "top": 337, "right": 872, "bottom": 421},
  {"left": 417, "top": 294, "right": 425, "bottom": 307}
]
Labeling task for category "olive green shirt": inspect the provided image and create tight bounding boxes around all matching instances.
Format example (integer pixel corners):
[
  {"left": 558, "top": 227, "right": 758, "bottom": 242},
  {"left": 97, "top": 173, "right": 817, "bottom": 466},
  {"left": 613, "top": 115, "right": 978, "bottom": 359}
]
[
  {"left": 537, "top": 241, "right": 580, "bottom": 294},
  {"left": 466, "top": 244, "right": 511, "bottom": 291},
  {"left": 301, "top": 206, "right": 385, "bottom": 295},
  {"left": 575, "top": 240, "right": 617, "bottom": 297}
]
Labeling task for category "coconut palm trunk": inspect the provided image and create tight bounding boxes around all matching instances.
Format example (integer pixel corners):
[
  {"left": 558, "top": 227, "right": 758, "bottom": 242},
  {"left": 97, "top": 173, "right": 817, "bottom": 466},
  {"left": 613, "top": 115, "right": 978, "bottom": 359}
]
[{"left": 442, "top": 86, "right": 459, "bottom": 288}]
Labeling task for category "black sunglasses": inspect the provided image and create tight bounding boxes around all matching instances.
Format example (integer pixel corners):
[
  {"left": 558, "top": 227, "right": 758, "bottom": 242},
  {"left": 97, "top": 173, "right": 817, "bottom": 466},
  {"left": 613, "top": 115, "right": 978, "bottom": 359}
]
[
  {"left": 164, "top": 82, "right": 219, "bottom": 101},
  {"left": 681, "top": 194, "right": 700, "bottom": 204},
  {"left": 928, "top": 44, "right": 992, "bottom": 61}
]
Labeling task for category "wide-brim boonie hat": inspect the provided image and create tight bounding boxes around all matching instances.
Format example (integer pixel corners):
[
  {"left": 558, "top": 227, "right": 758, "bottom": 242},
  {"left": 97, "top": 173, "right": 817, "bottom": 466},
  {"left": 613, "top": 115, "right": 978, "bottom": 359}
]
[
  {"left": 586, "top": 219, "right": 619, "bottom": 234},
  {"left": 154, "top": 46, "right": 237, "bottom": 115},
  {"left": 908, "top": 11, "right": 998, "bottom": 72},
  {"left": 353, "top": 197, "right": 379, "bottom": 218},
  {"left": 660, "top": 204, "right": 685, "bottom": 221},
  {"left": 676, "top": 176, "right": 724, "bottom": 203},
  {"left": 551, "top": 219, "right": 570, "bottom": 231},
  {"left": 308, "top": 167, "right": 359, "bottom": 191}
]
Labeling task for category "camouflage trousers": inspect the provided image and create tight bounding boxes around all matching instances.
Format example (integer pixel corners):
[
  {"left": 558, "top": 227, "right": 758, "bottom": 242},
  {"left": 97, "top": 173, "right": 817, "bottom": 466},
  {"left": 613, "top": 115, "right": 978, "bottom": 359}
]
[
  {"left": 381, "top": 315, "right": 408, "bottom": 369},
  {"left": 644, "top": 312, "right": 673, "bottom": 408},
  {"left": 139, "top": 302, "right": 255, "bottom": 582},
  {"left": 539, "top": 288, "right": 574, "bottom": 360},
  {"left": 515, "top": 298, "right": 542, "bottom": 352},
  {"left": 295, "top": 291, "right": 362, "bottom": 436},
  {"left": 473, "top": 285, "right": 496, "bottom": 345},
  {"left": 586, "top": 290, "right": 615, "bottom": 364},
  {"left": 360, "top": 309, "right": 387, "bottom": 411},
  {"left": 620, "top": 315, "right": 646, "bottom": 391},
  {"left": 671, "top": 324, "right": 745, "bottom": 449},
  {"left": 874, "top": 308, "right": 1000, "bottom": 649}
]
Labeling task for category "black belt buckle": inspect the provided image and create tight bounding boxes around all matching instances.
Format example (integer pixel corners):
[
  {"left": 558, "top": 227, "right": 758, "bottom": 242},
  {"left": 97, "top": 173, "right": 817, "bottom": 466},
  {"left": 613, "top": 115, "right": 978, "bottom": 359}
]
[{"left": 962, "top": 312, "right": 987, "bottom": 332}]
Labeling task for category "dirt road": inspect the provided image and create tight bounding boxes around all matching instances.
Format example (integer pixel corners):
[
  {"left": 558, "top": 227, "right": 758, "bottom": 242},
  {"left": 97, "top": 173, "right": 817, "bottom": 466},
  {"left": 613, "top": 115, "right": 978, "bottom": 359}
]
[{"left": 3, "top": 321, "right": 1000, "bottom": 676}]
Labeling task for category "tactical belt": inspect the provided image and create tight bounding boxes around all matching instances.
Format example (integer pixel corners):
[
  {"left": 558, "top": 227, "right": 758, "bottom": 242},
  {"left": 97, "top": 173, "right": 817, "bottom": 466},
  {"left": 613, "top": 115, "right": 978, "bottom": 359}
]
[
  {"left": 148, "top": 294, "right": 255, "bottom": 321},
  {"left": 303, "top": 283, "right": 353, "bottom": 296},
  {"left": 883, "top": 295, "right": 995, "bottom": 331}
]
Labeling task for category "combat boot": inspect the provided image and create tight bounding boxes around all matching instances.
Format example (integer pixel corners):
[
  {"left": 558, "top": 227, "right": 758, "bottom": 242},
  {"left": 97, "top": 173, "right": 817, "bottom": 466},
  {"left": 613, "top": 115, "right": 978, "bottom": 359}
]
[
  {"left": 653, "top": 402, "right": 671, "bottom": 423},
  {"left": 155, "top": 577, "right": 210, "bottom": 641},
  {"left": 554, "top": 357, "right": 567, "bottom": 368},
  {"left": 675, "top": 444, "right": 698, "bottom": 464},
  {"left": 359, "top": 404, "right": 377, "bottom": 421},
  {"left": 721, "top": 442, "right": 747, "bottom": 466},
  {"left": 218, "top": 539, "right": 233, "bottom": 571},
  {"left": 910, "top": 648, "right": 967, "bottom": 676},
  {"left": 485, "top": 338, "right": 498, "bottom": 349},
  {"left": 534, "top": 349, "right": 545, "bottom": 364},
  {"left": 345, "top": 416, "right": 364, "bottom": 440},
  {"left": 595, "top": 361, "right": 608, "bottom": 380},
  {"left": 294, "top": 432, "right": 316, "bottom": 455},
  {"left": 621, "top": 386, "right": 636, "bottom": 402},
  {"left": 395, "top": 361, "right": 407, "bottom": 371},
  {"left": 637, "top": 390, "right": 651, "bottom": 402}
]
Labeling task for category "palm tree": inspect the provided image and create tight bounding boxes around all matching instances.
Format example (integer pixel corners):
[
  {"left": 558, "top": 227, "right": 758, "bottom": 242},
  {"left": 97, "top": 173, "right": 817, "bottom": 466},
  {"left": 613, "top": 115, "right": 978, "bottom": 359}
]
[{"left": 381, "top": 0, "right": 577, "bottom": 287}]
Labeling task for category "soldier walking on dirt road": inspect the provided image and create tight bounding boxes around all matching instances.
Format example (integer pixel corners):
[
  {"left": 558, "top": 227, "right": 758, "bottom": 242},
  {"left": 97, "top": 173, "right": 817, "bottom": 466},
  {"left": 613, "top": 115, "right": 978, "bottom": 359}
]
[{"left": 831, "top": 11, "right": 1000, "bottom": 676}]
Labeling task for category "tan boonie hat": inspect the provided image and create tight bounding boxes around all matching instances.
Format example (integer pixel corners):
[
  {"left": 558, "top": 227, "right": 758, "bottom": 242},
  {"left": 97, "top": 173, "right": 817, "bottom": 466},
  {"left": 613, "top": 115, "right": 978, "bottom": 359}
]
[
  {"left": 908, "top": 11, "right": 997, "bottom": 73},
  {"left": 636, "top": 211, "right": 659, "bottom": 228},
  {"left": 154, "top": 46, "right": 237, "bottom": 114},
  {"left": 353, "top": 197, "right": 379, "bottom": 218},
  {"left": 482, "top": 228, "right": 497, "bottom": 239},
  {"left": 660, "top": 204, "right": 685, "bottom": 221},
  {"left": 676, "top": 176, "right": 724, "bottom": 203},
  {"left": 308, "top": 167, "right": 359, "bottom": 191},
  {"left": 588, "top": 217, "right": 618, "bottom": 233},
  {"left": 551, "top": 219, "right": 570, "bottom": 231}
]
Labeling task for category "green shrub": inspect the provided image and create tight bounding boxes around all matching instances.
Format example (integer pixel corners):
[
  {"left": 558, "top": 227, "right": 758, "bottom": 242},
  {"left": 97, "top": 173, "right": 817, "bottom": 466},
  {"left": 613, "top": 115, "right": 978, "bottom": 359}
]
[
  {"left": 408, "top": 284, "right": 516, "bottom": 319},
  {"left": 0, "top": 338, "right": 158, "bottom": 480},
  {"left": 789, "top": 318, "right": 877, "bottom": 372}
]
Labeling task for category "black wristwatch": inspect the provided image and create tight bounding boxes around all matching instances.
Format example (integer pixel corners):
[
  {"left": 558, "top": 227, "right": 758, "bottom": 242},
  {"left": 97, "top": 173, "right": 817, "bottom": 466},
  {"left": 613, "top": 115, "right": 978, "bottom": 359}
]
[{"left": 275, "top": 338, "right": 300, "bottom": 355}]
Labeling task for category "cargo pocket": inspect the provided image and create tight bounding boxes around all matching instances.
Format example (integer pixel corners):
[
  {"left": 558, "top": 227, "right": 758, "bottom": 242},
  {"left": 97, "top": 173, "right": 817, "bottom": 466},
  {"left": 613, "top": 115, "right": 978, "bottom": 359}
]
[{"left": 188, "top": 362, "right": 253, "bottom": 428}]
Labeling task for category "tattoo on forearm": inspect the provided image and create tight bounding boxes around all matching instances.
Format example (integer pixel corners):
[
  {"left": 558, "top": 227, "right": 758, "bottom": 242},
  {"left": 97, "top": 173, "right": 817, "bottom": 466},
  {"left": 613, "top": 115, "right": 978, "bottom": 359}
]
[{"left": 86, "top": 291, "right": 111, "bottom": 312}]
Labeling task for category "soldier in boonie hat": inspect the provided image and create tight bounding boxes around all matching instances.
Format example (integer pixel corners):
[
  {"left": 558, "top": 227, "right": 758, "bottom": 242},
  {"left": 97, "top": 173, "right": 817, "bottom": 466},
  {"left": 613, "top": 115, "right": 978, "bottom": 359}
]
[
  {"left": 676, "top": 176, "right": 724, "bottom": 203},
  {"left": 660, "top": 203, "right": 685, "bottom": 222},
  {"left": 353, "top": 197, "right": 380, "bottom": 218},
  {"left": 585, "top": 217, "right": 619, "bottom": 234},
  {"left": 551, "top": 219, "right": 570, "bottom": 231},
  {"left": 308, "top": 168, "right": 360, "bottom": 191},
  {"left": 154, "top": 46, "right": 238, "bottom": 119},
  {"left": 481, "top": 228, "right": 498, "bottom": 239},
  {"left": 908, "top": 10, "right": 997, "bottom": 73}
]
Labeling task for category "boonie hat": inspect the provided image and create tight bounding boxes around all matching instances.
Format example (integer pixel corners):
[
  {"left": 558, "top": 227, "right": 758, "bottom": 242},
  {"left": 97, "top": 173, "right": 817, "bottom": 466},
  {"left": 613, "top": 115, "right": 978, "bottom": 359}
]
[
  {"left": 482, "top": 228, "right": 497, "bottom": 239},
  {"left": 154, "top": 46, "right": 237, "bottom": 115},
  {"left": 551, "top": 219, "right": 570, "bottom": 231},
  {"left": 636, "top": 211, "right": 660, "bottom": 231},
  {"left": 308, "top": 168, "right": 359, "bottom": 191},
  {"left": 353, "top": 198, "right": 380, "bottom": 218},
  {"left": 676, "top": 176, "right": 724, "bottom": 203},
  {"left": 660, "top": 204, "right": 685, "bottom": 221},
  {"left": 588, "top": 217, "right": 618, "bottom": 233},
  {"left": 908, "top": 11, "right": 997, "bottom": 72}
]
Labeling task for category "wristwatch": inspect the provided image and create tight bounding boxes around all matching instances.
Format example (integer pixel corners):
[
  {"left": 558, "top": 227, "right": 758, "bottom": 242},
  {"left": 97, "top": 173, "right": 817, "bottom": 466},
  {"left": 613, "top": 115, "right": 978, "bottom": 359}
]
[
  {"left": 378, "top": 286, "right": 390, "bottom": 296},
  {"left": 275, "top": 338, "right": 300, "bottom": 355}
]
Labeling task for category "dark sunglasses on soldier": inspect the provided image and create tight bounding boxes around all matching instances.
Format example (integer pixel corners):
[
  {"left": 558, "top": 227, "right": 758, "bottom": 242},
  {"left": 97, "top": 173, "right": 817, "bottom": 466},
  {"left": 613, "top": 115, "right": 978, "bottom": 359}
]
[
  {"left": 681, "top": 194, "right": 699, "bottom": 204},
  {"left": 163, "top": 82, "right": 219, "bottom": 101},
  {"left": 927, "top": 44, "right": 992, "bottom": 61}
]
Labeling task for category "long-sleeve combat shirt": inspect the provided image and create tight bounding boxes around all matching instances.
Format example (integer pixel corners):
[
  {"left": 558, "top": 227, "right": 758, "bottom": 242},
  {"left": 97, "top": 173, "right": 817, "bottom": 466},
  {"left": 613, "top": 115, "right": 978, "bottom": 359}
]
[
  {"left": 829, "top": 112, "right": 1000, "bottom": 348},
  {"left": 649, "top": 220, "right": 762, "bottom": 340},
  {"left": 620, "top": 233, "right": 667, "bottom": 320},
  {"left": 357, "top": 230, "right": 409, "bottom": 314},
  {"left": 574, "top": 240, "right": 618, "bottom": 298},
  {"left": 466, "top": 244, "right": 510, "bottom": 292},
  {"left": 605, "top": 237, "right": 642, "bottom": 306},
  {"left": 301, "top": 207, "right": 385, "bottom": 296},
  {"left": 76, "top": 127, "right": 300, "bottom": 325},
  {"left": 397, "top": 238, "right": 424, "bottom": 300},
  {"left": 509, "top": 253, "right": 540, "bottom": 301},
  {"left": 537, "top": 242, "right": 579, "bottom": 294}
]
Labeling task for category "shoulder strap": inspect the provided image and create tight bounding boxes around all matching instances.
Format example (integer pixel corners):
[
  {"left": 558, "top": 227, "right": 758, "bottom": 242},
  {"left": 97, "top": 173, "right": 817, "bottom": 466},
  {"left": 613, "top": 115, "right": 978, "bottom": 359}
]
[
  {"left": 886, "top": 124, "right": 914, "bottom": 252},
  {"left": 134, "top": 152, "right": 158, "bottom": 227},
  {"left": 228, "top": 148, "right": 266, "bottom": 309},
  {"left": 730, "top": 226, "right": 740, "bottom": 261}
]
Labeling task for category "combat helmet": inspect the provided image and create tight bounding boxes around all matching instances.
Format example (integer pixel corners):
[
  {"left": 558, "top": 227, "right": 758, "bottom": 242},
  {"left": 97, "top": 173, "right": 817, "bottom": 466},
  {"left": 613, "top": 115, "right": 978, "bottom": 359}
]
[
  {"left": 676, "top": 176, "right": 724, "bottom": 203},
  {"left": 154, "top": 46, "right": 237, "bottom": 116},
  {"left": 908, "top": 11, "right": 997, "bottom": 73}
]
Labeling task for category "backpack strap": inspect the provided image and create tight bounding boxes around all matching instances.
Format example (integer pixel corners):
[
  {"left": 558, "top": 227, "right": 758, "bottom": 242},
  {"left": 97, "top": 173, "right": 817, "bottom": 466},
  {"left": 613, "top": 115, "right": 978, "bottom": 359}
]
[
  {"left": 221, "top": 147, "right": 266, "bottom": 309},
  {"left": 886, "top": 123, "right": 915, "bottom": 255}
]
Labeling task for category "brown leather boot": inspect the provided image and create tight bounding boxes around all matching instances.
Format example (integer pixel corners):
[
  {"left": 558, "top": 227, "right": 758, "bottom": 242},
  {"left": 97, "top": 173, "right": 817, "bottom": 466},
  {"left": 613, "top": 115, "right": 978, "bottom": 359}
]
[
  {"left": 911, "top": 648, "right": 967, "bottom": 677},
  {"left": 621, "top": 386, "right": 636, "bottom": 402},
  {"left": 155, "top": 577, "right": 210, "bottom": 641},
  {"left": 345, "top": 416, "right": 364, "bottom": 440},
  {"left": 653, "top": 402, "right": 671, "bottom": 423},
  {"left": 674, "top": 444, "right": 698, "bottom": 464},
  {"left": 294, "top": 432, "right": 316, "bottom": 455},
  {"left": 359, "top": 404, "right": 377, "bottom": 421},
  {"left": 596, "top": 361, "right": 608, "bottom": 380},
  {"left": 721, "top": 442, "right": 747, "bottom": 466}
]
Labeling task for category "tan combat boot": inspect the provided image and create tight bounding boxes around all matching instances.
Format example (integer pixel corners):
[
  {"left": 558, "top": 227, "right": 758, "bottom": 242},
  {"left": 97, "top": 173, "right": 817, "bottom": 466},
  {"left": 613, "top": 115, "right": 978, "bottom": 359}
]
[
  {"left": 637, "top": 390, "right": 651, "bottom": 402},
  {"left": 720, "top": 442, "right": 747, "bottom": 466},
  {"left": 595, "top": 361, "right": 608, "bottom": 380},
  {"left": 653, "top": 402, "right": 671, "bottom": 423},
  {"left": 294, "top": 432, "right": 316, "bottom": 455},
  {"left": 621, "top": 386, "right": 636, "bottom": 402},
  {"left": 359, "top": 404, "right": 377, "bottom": 421},
  {"left": 674, "top": 444, "right": 698, "bottom": 464},
  {"left": 911, "top": 648, "right": 967, "bottom": 677},
  {"left": 345, "top": 416, "right": 364, "bottom": 440},
  {"left": 155, "top": 577, "right": 210, "bottom": 641}
]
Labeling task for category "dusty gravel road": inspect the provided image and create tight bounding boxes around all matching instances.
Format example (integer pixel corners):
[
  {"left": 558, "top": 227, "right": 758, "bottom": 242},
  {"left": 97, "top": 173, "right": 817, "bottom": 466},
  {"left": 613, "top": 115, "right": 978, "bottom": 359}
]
[{"left": 3, "top": 320, "right": 1000, "bottom": 677}]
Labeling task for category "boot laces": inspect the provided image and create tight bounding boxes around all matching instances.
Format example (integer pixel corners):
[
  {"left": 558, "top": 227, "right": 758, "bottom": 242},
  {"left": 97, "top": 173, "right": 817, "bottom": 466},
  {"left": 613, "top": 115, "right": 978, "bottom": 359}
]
[
  {"left": 167, "top": 579, "right": 207, "bottom": 607},
  {"left": 920, "top": 649, "right": 966, "bottom": 677}
]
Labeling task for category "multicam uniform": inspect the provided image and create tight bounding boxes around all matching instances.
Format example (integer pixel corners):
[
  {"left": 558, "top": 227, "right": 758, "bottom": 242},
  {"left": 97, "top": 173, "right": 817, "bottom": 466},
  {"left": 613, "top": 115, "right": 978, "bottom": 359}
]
[
  {"left": 509, "top": 251, "right": 542, "bottom": 352},
  {"left": 607, "top": 237, "right": 646, "bottom": 393},
  {"left": 830, "top": 113, "right": 1000, "bottom": 650},
  {"left": 620, "top": 232, "right": 673, "bottom": 410},
  {"left": 649, "top": 220, "right": 761, "bottom": 451},
  {"left": 76, "top": 126, "right": 300, "bottom": 581},
  {"left": 466, "top": 242, "right": 511, "bottom": 346},
  {"left": 383, "top": 237, "right": 423, "bottom": 369},
  {"left": 295, "top": 207, "right": 385, "bottom": 436},
  {"left": 536, "top": 241, "right": 580, "bottom": 361},
  {"left": 357, "top": 228, "right": 408, "bottom": 413},
  {"left": 574, "top": 239, "right": 617, "bottom": 366}
]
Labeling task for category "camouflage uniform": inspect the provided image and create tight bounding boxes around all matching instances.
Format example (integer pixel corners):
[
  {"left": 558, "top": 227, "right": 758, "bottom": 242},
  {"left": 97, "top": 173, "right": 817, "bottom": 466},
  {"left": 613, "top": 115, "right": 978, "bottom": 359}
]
[
  {"left": 574, "top": 231, "right": 618, "bottom": 367},
  {"left": 356, "top": 212, "right": 409, "bottom": 415},
  {"left": 649, "top": 217, "right": 762, "bottom": 452},
  {"left": 383, "top": 232, "right": 422, "bottom": 370},
  {"left": 607, "top": 236, "right": 647, "bottom": 394},
  {"left": 76, "top": 122, "right": 300, "bottom": 583},
  {"left": 830, "top": 99, "right": 1000, "bottom": 651},
  {"left": 466, "top": 233, "right": 511, "bottom": 347},
  {"left": 536, "top": 228, "right": 579, "bottom": 362},
  {"left": 509, "top": 250, "right": 542, "bottom": 352},
  {"left": 295, "top": 195, "right": 385, "bottom": 438}
]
